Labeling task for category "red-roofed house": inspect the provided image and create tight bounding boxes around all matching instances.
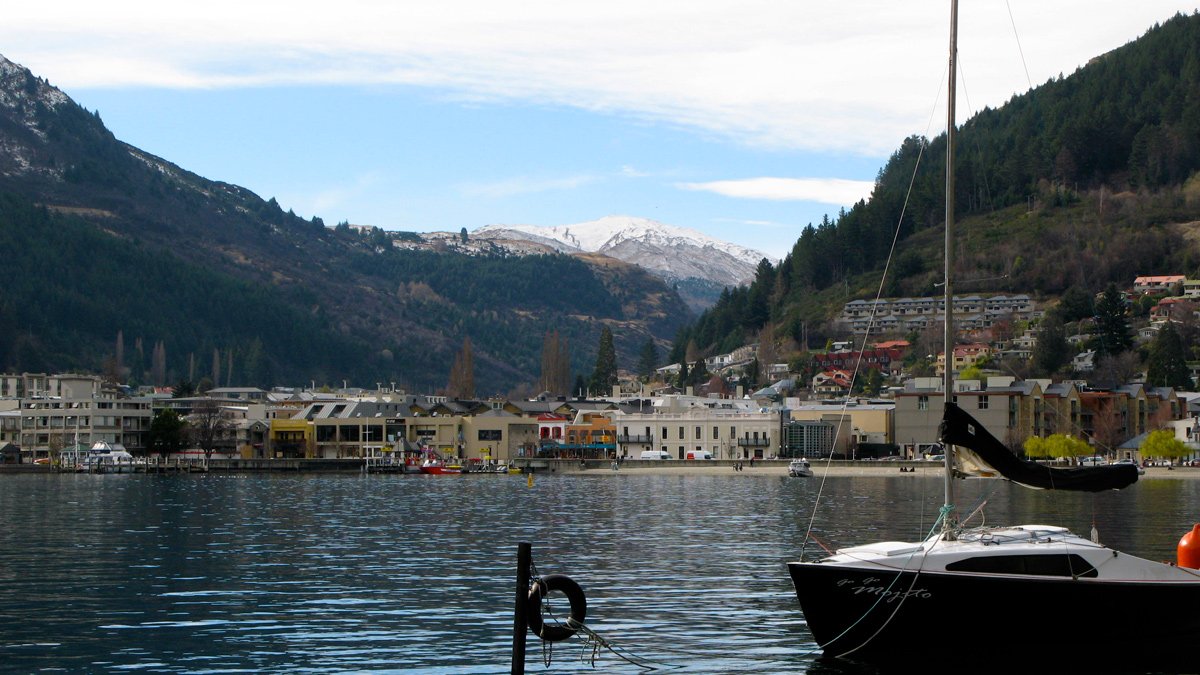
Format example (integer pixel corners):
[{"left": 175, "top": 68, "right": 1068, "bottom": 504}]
[
  {"left": 1133, "top": 275, "right": 1185, "bottom": 295},
  {"left": 812, "top": 370, "right": 853, "bottom": 396}
]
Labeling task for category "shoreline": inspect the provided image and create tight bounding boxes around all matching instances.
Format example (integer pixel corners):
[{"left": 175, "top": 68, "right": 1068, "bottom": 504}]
[
  {"left": 4, "top": 459, "right": 1195, "bottom": 480},
  {"left": 562, "top": 461, "right": 1200, "bottom": 480}
]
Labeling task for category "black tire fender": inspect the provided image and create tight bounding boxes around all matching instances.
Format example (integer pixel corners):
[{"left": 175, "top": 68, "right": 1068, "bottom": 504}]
[{"left": 527, "top": 574, "right": 587, "bottom": 642}]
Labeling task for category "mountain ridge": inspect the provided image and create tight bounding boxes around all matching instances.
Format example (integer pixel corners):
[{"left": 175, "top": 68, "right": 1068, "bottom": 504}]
[
  {"left": 475, "top": 216, "right": 771, "bottom": 311},
  {"left": 0, "top": 53, "right": 693, "bottom": 393}
]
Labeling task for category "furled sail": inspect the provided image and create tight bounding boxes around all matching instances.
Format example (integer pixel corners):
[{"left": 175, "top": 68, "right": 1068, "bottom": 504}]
[{"left": 939, "top": 402, "right": 1139, "bottom": 491}]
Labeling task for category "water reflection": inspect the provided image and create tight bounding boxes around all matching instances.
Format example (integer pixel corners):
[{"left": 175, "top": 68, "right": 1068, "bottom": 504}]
[{"left": 0, "top": 472, "right": 1196, "bottom": 673}]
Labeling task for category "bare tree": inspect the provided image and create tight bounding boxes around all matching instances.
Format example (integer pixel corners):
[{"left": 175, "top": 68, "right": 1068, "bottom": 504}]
[
  {"left": 446, "top": 337, "right": 475, "bottom": 399},
  {"left": 757, "top": 324, "right": 778, "bottom": 383},
  {"left": 190, "top": 399, "right": 232, "bottom": 461},
  {"left": 152, "top": 341, "right": 167, "bottom": 387},
  {"left": 1090, "top": 351, "right": 1142, "bottom": 390},
  {"left": 211, "top": 348, "right": 221, "bottom": 387},
  {"left": 1091, "top": 399, "right": 1125, "bottom": 455},
  {"left": 538, "top": 330, "right": 570, "bottom": 395}
]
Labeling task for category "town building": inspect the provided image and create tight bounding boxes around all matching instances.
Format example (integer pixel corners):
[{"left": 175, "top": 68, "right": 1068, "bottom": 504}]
[
  {"left": 610, "top": 405, "right": 780, "bottom": 460},
  {"left": 839, "top": 294, "right": 1039, "bottom": 335},
  {"left": 895, "top": 376, "right": 1181, "bottom": 458}
]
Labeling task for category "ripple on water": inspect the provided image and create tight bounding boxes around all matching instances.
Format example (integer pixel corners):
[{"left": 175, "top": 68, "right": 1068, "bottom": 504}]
[{"left": 1, "top": 473, "right": 1196, "bottom": 673}]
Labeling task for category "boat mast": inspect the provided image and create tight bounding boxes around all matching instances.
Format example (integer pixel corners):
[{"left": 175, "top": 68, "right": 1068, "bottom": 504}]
[{"left": 942, "top": 0, "right": 959, "bottom": 535}]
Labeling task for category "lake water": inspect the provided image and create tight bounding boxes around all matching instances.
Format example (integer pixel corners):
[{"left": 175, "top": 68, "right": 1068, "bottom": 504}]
[{"left": 1, "top": 470, "right": 1197, "bottom": 673}]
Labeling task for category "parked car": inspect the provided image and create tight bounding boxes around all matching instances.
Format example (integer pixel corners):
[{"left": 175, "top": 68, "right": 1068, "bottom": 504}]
[{"left": 1111, "top": 458, "right": 1145, "bottom": 475}]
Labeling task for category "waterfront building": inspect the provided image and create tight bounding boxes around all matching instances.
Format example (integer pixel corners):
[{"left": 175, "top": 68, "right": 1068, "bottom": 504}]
[
  {"left": 461, "top": 409, "right": 538, "bottom": 462},
  {"left": 610, "top": 406, "right": 780, "bottom": 460},
  {"left": 895, "top": 376, "right": 1181, "bottom": 458},
  {"left": 0, "top": 372, "right": 103, "bottom": 399},
  {"left": 556, "top": 412, "right": 617, "bottom": 459},
  {"left": 535, "top": 412, "right": 568, "bottom": 447},
  {"left": 16, "top": 394, "right": 151, "bottom": 460},
  {"left": 780, "top": 419, "right": 840, "bottom": 458},
  {"left": 783, "top": 399, "right": 895, "bottom": 450},
  {"left": 267, "top": 419, "right": 314, "bottom": 459}
]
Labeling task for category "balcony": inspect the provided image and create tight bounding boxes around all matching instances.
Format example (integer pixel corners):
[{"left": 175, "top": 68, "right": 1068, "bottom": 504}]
[
  {"left": 617, "top": 435, "right": 653, "bottom": 444},
  {"left": 737, "top": 438, "right": 770, "bottom": 447}
]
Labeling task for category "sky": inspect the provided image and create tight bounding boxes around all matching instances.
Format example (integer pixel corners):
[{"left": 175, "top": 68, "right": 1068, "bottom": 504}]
[{"left": 2, "top": 2, "right": 1197, "bottom": 260}]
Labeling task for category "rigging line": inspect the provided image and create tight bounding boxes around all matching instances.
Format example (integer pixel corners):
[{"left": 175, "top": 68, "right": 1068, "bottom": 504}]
[
  {"left": 832, "top": 511, "right": 950, "bottom": 658},
  {"left": 799, "top": 61, "right": 949, "bottom": 560},
  {"left": 1005, "top": 0, "right": 1034, "bottom": 91}
]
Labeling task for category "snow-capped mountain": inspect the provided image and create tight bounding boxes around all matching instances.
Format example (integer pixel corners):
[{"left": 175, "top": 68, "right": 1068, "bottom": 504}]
[{"left": 474, "top": 216, "right": 770, "bottom": 310}]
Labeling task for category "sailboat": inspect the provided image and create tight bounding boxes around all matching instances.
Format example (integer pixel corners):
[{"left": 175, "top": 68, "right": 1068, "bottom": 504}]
[{"left": 786, "top": 2, "right": 1200, "bottom": 670}]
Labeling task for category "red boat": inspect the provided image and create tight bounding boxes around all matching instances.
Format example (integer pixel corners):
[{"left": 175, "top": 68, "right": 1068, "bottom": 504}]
[
  {"left": 417, "top": 449, "right": 462, "bottom": 475},
  {"left": 419, "top": 460, "right": 462, "bottom": 475}
]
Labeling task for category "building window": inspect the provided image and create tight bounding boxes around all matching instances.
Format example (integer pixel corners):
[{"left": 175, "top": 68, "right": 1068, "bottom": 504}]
[
  {"left": 662, "top": 426, "right": 668, "bottom": 440},
  {"left": 712, "top": 426, "right": 719, "bottom": 440},
  {"left": 918, "top": 395, "right": 929, "bottom": 411},
  {"left": 695, "top": 426, "right": 701, "bottom": 440},
  {"left": 978, "top": 396, "right": 989, "bottom": 410}
]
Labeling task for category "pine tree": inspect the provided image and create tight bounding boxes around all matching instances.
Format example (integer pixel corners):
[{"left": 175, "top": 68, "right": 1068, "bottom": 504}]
[
  {"left": 589, "top": 326, "right": 617, "bottom": 395},
  {"left": 1146, "top": 323, "right": 1193, "bottom": 389},
  {"left": 636, "top": 338, "right": 658, "bottom": 380},
  {"left": 1032, "top": 315, "right": 1070, "bottom": 376},
  {"left": 1093, "top": 283, "right": 1132, "bottom": 356}
]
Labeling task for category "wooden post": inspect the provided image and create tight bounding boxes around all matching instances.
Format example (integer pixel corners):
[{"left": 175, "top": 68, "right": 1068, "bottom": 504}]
[{"left": 512, "top": 542, "right": 531, "bottom": 674}]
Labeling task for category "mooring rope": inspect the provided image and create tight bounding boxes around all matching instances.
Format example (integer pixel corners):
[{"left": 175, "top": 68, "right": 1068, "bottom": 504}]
[{"left": 529, "top": 560, "right": 681, "bottom": 671}]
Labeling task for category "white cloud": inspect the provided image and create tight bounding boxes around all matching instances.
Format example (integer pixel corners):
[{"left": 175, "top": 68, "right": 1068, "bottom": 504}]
[
  {"left": 2, "top": 1, "right": 1195, "bottom": 155},
  {"left": 677, "top": 177, "right": 874, "bottom": 205}
]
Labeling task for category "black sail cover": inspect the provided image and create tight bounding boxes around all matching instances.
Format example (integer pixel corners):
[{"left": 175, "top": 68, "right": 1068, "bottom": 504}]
[{"left": 939, "top": 402, "right": 1139, "bottom": 492}]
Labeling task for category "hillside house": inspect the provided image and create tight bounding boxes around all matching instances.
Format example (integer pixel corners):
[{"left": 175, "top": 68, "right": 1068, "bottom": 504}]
[
  {"left": 812, "top": 370, "right": 852, "bottom": 396},
  {"left": 1133, "top": 275, "right": 1185, "bottom": 295},
  {"left": 935, "top": 343, "right": 994, "bottom": 376}
]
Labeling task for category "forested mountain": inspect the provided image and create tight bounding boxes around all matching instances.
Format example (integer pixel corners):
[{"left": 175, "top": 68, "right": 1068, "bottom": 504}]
[
  {"left": 673, "top": 12, "right": 1200, "bottom": 361},
  {"left": 0, "top": 55, "right": 692, "bottom": 394}
]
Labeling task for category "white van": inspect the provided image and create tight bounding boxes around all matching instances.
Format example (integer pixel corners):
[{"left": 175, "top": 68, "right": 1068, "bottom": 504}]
[
  {"left": 686, "top": 450, "right": 713, "bottom": 460},
  {"left": 639, "top": 450, "right": 670, "bottom": 460}
]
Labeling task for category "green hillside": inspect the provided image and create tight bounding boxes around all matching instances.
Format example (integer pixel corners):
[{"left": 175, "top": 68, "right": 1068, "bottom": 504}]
[
  {"left": 0, "top": 57, "right": 692, "bottom": 394},
  {"left": 674, "top": 12, "right": 1200, "bottom": 360}
]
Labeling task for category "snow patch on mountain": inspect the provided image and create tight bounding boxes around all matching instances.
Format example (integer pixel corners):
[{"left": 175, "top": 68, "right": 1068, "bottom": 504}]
[{"left": 474, "top": 216, "right": 770, "bottom": 288}]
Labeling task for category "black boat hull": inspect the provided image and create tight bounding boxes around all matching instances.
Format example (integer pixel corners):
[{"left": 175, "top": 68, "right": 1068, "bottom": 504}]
[{"left": 788, "top": 561, "right": 1200, "bottom": 670}]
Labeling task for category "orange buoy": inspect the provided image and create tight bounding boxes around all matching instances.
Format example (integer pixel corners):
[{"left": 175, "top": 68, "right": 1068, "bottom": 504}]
[{"left": 1178, "top": 524, "right": 1200, "bottom": 569}]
